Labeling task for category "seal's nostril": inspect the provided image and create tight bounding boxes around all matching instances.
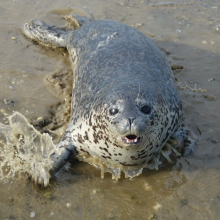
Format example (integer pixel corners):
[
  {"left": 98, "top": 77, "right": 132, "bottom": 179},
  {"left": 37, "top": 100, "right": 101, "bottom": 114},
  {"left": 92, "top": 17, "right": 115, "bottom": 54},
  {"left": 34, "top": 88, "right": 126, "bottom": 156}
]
[{"left": 127, "top": 117, "right": 135, "bottom": 125}]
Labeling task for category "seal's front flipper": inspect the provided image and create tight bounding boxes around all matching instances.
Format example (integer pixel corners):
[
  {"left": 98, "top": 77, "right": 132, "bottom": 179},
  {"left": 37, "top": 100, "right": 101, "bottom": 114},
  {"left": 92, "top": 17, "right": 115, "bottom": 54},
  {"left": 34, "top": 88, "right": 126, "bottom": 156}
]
[
  {"left": 24, "top": 19, "right": 69, "bottom": 48},
  {"left": 170, "top": 124, "right": 197, "bottom": 156},
  {"left": 32, "top": 128, "right": 77, "bottom": 187},
  {"left": 182, "top": 137, "right": 197, "bottom": 156},
  {"left": 50, "top": 129, "right": 77, "bottom": 177}
]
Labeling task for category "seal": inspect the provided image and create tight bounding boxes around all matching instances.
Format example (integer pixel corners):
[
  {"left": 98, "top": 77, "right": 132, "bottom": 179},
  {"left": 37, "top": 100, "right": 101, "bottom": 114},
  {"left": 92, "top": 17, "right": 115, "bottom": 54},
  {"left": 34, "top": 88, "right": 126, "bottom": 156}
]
[{"left": 23, "top": 13, "right": 195, "bottom": 185}]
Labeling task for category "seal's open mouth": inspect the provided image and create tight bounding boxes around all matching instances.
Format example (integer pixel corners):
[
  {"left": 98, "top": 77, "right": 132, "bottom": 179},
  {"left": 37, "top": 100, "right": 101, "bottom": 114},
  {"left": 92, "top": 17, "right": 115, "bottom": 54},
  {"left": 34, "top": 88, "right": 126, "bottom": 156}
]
[{"left": 121, "top": 135, "right": 141, "bottom": 144}]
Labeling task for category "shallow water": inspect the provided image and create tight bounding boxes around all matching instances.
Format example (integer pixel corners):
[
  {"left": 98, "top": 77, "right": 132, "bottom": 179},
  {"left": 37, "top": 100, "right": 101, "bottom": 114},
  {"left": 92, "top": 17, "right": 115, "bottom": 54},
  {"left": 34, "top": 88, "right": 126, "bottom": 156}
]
[{"left": 1, "top": 0, "right": 220, "bottom": 219}]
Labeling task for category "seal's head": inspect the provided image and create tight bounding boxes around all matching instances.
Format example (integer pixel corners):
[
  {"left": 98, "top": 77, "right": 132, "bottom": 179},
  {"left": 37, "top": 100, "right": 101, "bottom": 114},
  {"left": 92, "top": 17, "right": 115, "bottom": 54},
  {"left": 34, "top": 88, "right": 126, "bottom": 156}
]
[{"left": 91, "top": 81, "right": 181, "bottom": 169}]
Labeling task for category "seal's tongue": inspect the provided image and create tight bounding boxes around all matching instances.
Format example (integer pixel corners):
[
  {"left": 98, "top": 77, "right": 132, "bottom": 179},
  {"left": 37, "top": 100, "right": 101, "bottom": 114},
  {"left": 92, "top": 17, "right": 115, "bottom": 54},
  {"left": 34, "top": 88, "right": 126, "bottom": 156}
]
[{"left": 122, "top": 135, "right": 140, "bottom": 144}]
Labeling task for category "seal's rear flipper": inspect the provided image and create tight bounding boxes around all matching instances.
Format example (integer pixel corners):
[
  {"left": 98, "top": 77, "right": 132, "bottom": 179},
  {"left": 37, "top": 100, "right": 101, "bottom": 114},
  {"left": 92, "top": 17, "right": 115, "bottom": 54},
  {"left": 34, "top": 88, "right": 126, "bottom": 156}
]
[
  {"left": 24, "top": 19, "right": 69, "bottom": 48},
  {"left": 64, "top": 13, "right": 92, "bottom": 29}
]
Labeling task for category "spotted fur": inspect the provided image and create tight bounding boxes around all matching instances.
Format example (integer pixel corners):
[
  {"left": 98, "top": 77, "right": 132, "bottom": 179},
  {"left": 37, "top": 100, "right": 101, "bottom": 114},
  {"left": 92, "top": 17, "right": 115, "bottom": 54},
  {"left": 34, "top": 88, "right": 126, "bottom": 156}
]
[{"left": 23, "top": 14, "right": 195, "bottom": 181}]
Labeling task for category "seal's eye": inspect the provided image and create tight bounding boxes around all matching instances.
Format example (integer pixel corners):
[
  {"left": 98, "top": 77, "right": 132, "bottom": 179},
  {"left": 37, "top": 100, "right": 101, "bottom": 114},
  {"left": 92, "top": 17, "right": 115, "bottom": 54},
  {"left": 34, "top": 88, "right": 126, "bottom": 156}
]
[
  {"left": 109, "top": 108, "right": 119, "bottom": 115},
  {"left": 141, "top": 105, "right": 151, "bottom": 114}
]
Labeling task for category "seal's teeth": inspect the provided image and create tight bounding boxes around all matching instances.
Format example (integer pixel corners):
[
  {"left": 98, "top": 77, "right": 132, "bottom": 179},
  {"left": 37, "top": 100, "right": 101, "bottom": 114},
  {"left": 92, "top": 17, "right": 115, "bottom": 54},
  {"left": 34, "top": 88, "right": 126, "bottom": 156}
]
[{"left": 121, "top": 135, "right": 141, "bottom": 144}]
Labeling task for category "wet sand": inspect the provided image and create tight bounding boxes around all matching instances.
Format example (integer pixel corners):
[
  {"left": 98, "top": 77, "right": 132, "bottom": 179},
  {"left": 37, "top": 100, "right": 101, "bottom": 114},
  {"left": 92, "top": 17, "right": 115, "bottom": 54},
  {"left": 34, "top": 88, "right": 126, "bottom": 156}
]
[{"left": 1, "top": 0, "right": 220, "bottom": 219}]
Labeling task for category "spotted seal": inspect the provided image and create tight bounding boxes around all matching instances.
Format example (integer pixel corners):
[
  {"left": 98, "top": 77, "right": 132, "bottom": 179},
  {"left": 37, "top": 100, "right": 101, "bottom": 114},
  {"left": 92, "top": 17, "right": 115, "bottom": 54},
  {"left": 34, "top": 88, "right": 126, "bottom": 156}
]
[{"left": 23, "top": 13, "right": 195, "bottom": 185}]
